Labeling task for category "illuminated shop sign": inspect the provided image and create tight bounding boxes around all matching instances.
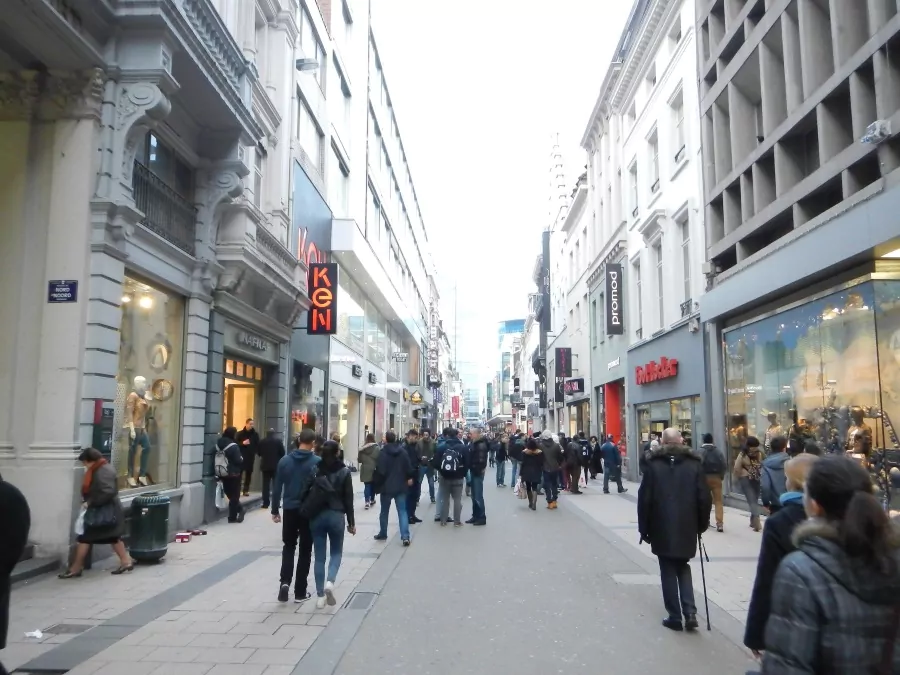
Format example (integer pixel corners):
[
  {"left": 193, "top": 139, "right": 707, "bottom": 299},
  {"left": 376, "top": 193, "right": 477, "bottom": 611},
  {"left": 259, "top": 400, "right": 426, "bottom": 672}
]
[
  {"left": 605, "top": 264, "right": 624, "bottom": 335},
  {"left": 564, "top": 378, "right": 585, "bottom": 395},
  {"left": 308, "top": 263, "right": 338, "bottom": 335},
  {"left": 635, "top": 357, "right": 679, "bottom": 385}
]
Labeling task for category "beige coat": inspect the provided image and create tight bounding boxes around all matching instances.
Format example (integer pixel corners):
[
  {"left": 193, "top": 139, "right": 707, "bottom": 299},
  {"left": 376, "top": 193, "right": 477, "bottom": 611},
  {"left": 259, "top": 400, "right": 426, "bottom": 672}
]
[{"left": 733, "top": 449, "right": 765, "bottom": 481}]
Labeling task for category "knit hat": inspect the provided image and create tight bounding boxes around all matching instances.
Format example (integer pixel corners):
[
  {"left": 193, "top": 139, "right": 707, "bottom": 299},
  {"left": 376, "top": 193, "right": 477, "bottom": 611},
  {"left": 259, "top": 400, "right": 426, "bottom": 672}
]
[{"left": 540, "top": 430, "right": 552, "bottom": 441}]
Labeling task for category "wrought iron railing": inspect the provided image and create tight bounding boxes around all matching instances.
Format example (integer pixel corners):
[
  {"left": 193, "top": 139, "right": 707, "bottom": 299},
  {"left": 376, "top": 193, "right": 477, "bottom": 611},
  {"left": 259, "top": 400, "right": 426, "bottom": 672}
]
[
  {"left": 133, "top": 161, "right": 197, "bottom": 255},
  {"left": 680, "top": 297, "right": 693, "bottom": 317}
]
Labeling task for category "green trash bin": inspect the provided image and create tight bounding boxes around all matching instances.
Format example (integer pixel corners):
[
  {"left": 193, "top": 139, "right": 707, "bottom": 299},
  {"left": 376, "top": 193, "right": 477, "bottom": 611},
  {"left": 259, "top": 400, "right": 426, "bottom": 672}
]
[{"left": 129, "top": 493, "right": 170, "bottom": 563}]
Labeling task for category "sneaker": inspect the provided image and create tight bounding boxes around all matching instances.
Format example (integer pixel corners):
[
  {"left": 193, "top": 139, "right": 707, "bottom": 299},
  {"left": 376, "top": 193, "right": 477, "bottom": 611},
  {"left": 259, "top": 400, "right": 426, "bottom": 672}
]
[
  {"left": 294, "top": 591, "right": 311, "bottom": 604},
  {"left": 242, "top": 491, "right": 250, "bottom": 497},
  {"left": 373, "top": 534, "right": 388, "bottom": 541},
  {"left": 315, "top": 596, "right": 327, "bottom": 609},
  {"left": 716, "top": 524, "right": 724, "bottom": 533},
  {"left": 454, "top": 522, "right": 463, "bottom": 528},
  {"left": 401, "top": 539, "right": 411, "bottom": 546},
  {"left": 127, "top": 477, "right": 138, "bottom": 488},
  {"left": 277, "top": 584, "right": 289, "bottom": 603},
  {"left": 324, "top": 581, "right": 336, "bottom": 606},
  {"left": 364, "top": 503, "right": 370, "bottom": 510}
]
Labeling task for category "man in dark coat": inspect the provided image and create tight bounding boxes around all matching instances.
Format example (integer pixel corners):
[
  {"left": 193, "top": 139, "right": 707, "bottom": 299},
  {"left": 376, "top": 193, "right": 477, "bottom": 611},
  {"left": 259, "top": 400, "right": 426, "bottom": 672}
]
[
  {"left": 601, "top": 435, "right": 626, "bottom": 494},
  {"left": 744, "top": 453, "right": 818, "bottom": 656},
  {"left": 373, "top": 431, "right": 414, "bottom": 545},
  {"left": 257, "top": 428, "right": 285, "bottom": 509},
  {"left": 236, "top": 418, "right": 260, "bottom": 496},
  {"left": 638, "top": 427, "right": 711, "bottom": 632},
  {"left": 0, "top": 473, "right": 30, "bottom": 675},
  {"left": 403, "top": 429, "right": 423, "bottom": 525}
]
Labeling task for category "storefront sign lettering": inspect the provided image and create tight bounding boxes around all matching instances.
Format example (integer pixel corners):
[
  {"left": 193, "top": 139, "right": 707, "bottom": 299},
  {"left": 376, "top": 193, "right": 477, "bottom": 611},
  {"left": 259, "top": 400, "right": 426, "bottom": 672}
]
[
  {"left": 48, "top": 279, "right": 78, "bottom": 303},
  {"left": 606, "top": 263, "right": 624, "bottom": 335},
  {"left": 308, "top": 263, "right": 338, "bottom": 335},
  {"left": 608, "top": 357, "right": 621, "bottom": 370},
  {"left": 564, "top": 378, "right": 585, "bottom": 395},
  {"left": 635, "top": 357, "right": 679, "bottom": 385},
  {"left": 236, "top": 331, "right": 269, "bottom": 351},
  {"left": 392, "top": 352, "right": 409, "bottom": 362},
  {"left": 297, "top": 226, "right": 327, "bottom": 266},
  {"left": 555, "top": 347, "right": 572, "bottom": 378},
  {"left": 410, "top": 391, "right": 423, "bottom": 405}
]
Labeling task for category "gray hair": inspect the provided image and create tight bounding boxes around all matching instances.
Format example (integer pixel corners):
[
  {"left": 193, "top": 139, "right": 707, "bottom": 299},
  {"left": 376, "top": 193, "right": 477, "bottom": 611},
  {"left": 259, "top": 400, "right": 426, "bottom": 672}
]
[
  {"left": 661, "top": 427, "right": 682, "bottom": 445},
  {"left": 650, "top": 440, "right": 660, "bottom": 449}
]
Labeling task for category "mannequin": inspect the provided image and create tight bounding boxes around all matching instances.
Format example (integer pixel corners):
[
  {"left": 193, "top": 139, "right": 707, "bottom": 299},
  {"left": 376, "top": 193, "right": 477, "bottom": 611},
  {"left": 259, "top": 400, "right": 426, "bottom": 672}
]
[
  {"left": 728, "top": 414, "right": 747, "bottom": 452},
  {"left": 126, "top": 375, "right": 153, "bottom": 487},
  {"left": 763, "top": 412, "right": 783, "bottom": 452},
  {"left": 846, "top": 405, "right": 873, "bottom": 458}
]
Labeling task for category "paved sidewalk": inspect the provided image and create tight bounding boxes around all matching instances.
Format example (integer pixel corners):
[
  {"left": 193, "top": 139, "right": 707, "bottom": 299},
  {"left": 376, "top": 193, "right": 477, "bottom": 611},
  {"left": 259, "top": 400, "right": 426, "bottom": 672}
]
[
  {"left": 563, "top": 475, "right": 764, "bottom": 628},
  {"left": 4, "top": 477, "right": 399, "bottom": 675}
]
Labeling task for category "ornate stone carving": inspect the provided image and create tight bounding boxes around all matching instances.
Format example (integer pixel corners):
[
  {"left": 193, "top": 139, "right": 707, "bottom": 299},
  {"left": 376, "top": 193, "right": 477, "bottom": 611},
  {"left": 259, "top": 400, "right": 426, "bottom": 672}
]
[
  {"left": 191, "top": 257, "right": 222, "bottom": 298},
  {"left": 181, "top": 0, "right": 246, "bottom": 90},
  {"left": 194, "top": 164, "right": 246, "bottom": 253},
  {"left": 0, "top": 69, "right": 106, "bottom": 121},
  {"left": 116, "top": 83, "right": 172, "bottom": 179}
]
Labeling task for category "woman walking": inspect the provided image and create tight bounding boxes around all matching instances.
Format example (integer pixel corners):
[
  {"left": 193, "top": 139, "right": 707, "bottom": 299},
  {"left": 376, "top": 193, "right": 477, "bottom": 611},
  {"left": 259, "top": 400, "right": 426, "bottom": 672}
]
[
  {"left": 217, "top": 427, "right": 245, "bottom": 523},
  {"left": 59, "top": 448, "right": 132, "bottom": 578},
  {"left": 733, "top": 436, "right": 765, "bottom": 531},
  {"left": 310, "top": 441, "right": 356, "bottom": 609},
  {"left": 762, "top": 455, "right": 900, "bottom": 673},
  {"left": 358, "top": 433, "right": 380, "bottom": 509},
  {"left": 519, "top": 438, "right": 544, "bottom": 511}
]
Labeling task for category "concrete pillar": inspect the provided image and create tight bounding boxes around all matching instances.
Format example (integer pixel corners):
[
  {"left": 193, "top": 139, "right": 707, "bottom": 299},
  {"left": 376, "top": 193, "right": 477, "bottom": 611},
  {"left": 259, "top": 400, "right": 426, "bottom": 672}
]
[{"left": 203, "top": 311, "right": 226, "bottom": 523}]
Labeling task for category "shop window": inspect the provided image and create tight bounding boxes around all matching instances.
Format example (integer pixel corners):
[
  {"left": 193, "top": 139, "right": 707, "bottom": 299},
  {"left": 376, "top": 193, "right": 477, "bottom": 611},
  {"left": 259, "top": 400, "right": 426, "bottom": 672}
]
[
  {"left": 365, "top": 300, "right": 387, "bottom": 366},
  {"left": 115, "top": 276, "right": 184, "bottom": 492},
  {"left": 291, "top": 361, "right": 325, "bottom": 437}
]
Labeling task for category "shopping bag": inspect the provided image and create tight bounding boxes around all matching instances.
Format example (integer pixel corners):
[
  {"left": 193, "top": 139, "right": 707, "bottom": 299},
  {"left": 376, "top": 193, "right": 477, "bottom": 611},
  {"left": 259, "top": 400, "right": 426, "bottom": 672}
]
[
  {"left": 74, "top": 509, "right": 85, "bottom": 536},
  {"left": 215, "top": 482, "right": 227, "bottom": 509},
  {"left": 516, "top": 479, "right": 528, "bottom": 499}
]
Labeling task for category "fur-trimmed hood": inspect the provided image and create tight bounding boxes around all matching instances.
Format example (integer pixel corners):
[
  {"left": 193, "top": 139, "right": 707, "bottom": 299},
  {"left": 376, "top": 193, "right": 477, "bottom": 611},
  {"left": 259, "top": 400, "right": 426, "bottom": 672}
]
[
  {"left": 650, "top": 443, "right": 699, "bottom": 461},
  {"left": 791, "top": 518, "right": 900, "bottom": 605}
]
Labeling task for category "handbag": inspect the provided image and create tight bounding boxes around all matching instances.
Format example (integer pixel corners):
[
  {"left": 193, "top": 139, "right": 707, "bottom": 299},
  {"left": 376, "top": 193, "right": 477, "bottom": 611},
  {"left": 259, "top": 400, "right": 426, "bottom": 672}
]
[
  {"left": 83, "top": 502, "right": 117, "bottom": 530},
  {"left": 215, "top": 482, "right": 227, "bottom": 509},
  {"left": 516, "top": 479, "right": 528, "bottom": 499},
  {"left": 74, "top": 509, "right": 85, "bottom": 536}
]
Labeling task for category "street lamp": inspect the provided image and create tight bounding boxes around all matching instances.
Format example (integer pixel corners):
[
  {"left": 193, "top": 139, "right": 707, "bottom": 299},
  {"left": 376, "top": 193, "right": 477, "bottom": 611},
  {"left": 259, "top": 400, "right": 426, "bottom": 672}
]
[{"left": 295, "top": 58, "right": 319, "bottom": 72}]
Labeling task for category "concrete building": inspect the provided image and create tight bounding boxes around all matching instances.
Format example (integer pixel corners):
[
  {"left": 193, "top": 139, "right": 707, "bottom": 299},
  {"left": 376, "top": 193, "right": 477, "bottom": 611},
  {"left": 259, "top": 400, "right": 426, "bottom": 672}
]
[
  {"left": 697, "top": 0, "right": 900, "bottom": 492},
  {"left": 581, "top": 0, "right": 708, "bottom": 474}
]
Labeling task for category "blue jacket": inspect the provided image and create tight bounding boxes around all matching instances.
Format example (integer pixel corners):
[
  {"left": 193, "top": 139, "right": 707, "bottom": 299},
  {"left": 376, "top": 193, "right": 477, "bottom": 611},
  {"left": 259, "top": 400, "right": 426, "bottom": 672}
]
[
  {"left": 375, "top": 442, "right": 413, "bottom": 497},
  {"left": 760, "top": 451, "right": 790, "bottom": 507},
  {"left": 432, "top": 437, "right": 469, "bottom": 480},
  {"left": 600, "top": 441, "right": 620, "bottom": 467},
  {"left": 272, "top": 449, "right": 320, "bottom": 515}
]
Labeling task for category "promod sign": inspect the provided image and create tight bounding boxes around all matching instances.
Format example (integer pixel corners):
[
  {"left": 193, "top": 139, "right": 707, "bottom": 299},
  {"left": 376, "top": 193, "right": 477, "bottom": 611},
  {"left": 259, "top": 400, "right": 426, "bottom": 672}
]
[
  {"left": 606, "top": 263, "right": 624, "bottom": 335},
  {"left": 635, "top": 357, "right": 679, "bottom": 385},
  {"left": 308, "top": 263, "right": 338, "bottom": 335}
]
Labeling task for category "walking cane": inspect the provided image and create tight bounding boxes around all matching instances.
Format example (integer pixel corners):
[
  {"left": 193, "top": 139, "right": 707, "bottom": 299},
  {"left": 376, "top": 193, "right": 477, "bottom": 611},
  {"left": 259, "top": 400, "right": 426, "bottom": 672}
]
[{"left": 698, "top": 533, "right": 712, "bottom": 631}]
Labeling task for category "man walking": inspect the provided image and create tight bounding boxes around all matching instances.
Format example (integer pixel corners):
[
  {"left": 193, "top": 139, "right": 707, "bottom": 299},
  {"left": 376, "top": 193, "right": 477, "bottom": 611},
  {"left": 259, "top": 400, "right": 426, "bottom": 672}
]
[
  {"left": 237, "top": 418, "right": 260, "bottom": 496},
  {"left": 698, "top": 432, "right": 727, "bottom": 532},
  {"left": 433, "top": 427, "right": 469, "bottom": 526},
  {"left": 576, "top": 432, "right": 592, "bottom": 485},
  {"left": 1, "top": 473, "right": 30, "bottom": 675},
  {"left": 638, "top": 428, "right": 711, "bottom": 632},
  {"left": 564, "top": 436, "right": 584, "bottom": 494},
  {"left": 418, "top": 429, "right": 436, "bottom": 504},
  {"left": 508, "top": 431, "right": 525, "bottom": 489},
  {"left": 495, "top": 433, "right": 508, "bottom": 486},
  {"left": 403, "top": 429, "right": 423, "bottom": 525},
  {"left": 538, "top": 430, "right": 564, "bottom": 508},
  {"left": 466, "top": 427, "right": 489, "bottom": 526},
  {"left": 760, "top": 435, "right": 789, "bottom": 515},
  {"left": 257, "top": 428, "right": 285, "bottom": 509},
  {"left": 373, "top": 431, "right": 413, "bottom": 546},
  {"left": 601, "top": 435, "right": 627, "bottom": 494},
  {"left": 272, "top": 429, "right": 321, "bottom": 604}
]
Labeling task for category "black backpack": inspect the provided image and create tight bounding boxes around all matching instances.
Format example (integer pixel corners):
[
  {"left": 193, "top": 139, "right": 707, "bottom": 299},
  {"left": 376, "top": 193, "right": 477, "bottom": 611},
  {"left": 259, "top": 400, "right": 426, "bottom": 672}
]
[
  {"left": 700, "top": 445, "right": 726, "bottom": 476},
  {"left": 299, "top": 468, "right": 347, "bottom": 520},
  {"left": 438, "top": 447, "right": 461, "bottom": 476},
  {"left": 580, "top": 443, "right": 591, "bottom": 460}
]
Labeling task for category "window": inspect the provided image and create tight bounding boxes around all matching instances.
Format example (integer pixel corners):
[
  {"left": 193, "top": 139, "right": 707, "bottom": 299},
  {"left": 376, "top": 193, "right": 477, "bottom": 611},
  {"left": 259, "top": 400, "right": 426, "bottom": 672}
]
[
  {"left": 680, "top": 218, "right": 692, "bottom": 306},
  {"left": 646, "top": 62, "right": 657, "bottom": 90},
  {"left": 569, "top": 250, "right": 575, "bottom": 282},
  {"left": 634, "top": 260, "right": 643, "bottom": 339},
  {"left": 136, "top": 133, "right": 193, "bottom": 200},
  {"left": 253, "top": 146, "right": 265, "bottom": 208},
  {"left": 626, "top": 102, "right": 636, "bottom": 131},
  {"left": 569, "top": 308, "right": 574, "bottom": 328},
  {"left": 629, "top": 160, "right": 639, "bottom": 217},
  {"left": 576, "top": 301, "right": 581, "bottom": 329},
  {"left": 669, "top": 14, "right": 683, "bottom": 47},
  {"left": 328, "top": 146, "right": 349, "bottom": 217},
  {"left": 671, "top": 88, "right": 685, "bottom": 162},
  {"left": 655, "top": 241, "right": 665, "bottom": 329},
  {"left": 366, "top": 183, "right": 379, "bottom": 239},
  {"left": 592, "top": 299, "right": 599, "bottom": 347},
  {"left": 297, "top": 95, "right": 323, "bottom": 171},
  {"left": 298, "top": 6, "right": 326, "bottom": 88},
  {"left": 649, "top": 129, "right": 660, "bottom": 194}
]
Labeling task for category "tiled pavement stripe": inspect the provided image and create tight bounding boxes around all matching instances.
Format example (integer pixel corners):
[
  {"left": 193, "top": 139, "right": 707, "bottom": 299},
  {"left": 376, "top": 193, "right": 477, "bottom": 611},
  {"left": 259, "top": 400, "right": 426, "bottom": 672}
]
[{"left": 16, "top": 550, "right": 273, "bottom": 673}]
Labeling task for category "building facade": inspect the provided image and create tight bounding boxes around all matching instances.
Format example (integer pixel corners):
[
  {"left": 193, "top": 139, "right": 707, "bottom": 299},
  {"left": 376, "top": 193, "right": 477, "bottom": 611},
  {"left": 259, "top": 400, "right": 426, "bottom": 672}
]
[
  {"left": 697, "top": 0, "right": 900, "bottom": 496},
  {"left": 581, "top": 0, "right": 708, "bottom": 476}
]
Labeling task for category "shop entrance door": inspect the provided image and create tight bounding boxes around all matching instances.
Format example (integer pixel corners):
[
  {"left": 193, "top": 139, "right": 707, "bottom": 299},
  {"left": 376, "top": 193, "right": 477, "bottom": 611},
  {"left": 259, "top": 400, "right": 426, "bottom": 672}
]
[
  {"left": 365, "top": 395, "right": 375, "bottom": 439},
  {"left": 224, "top": 382, "right": 257, "bottom": 431}
]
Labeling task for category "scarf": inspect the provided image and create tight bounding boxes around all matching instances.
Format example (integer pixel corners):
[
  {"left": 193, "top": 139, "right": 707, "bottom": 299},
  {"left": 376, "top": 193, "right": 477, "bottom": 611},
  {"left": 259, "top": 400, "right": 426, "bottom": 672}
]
[
  {"left": 779, "top": 490, "right": 804, "bottom": 506},
  {"left": 82, "top": 458, "right": 108, "bottom": 498}
]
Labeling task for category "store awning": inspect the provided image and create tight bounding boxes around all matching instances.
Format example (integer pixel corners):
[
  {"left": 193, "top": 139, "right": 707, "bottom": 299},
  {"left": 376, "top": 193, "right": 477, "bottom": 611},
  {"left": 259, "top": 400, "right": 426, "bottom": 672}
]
[{"left": 486, "top": 415, "right": 513, "bottom": 426}]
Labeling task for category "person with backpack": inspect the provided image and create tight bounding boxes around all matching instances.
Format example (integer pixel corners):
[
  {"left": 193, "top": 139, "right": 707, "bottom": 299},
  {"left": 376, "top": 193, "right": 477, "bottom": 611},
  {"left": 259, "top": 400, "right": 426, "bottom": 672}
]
[
  {"left": 698, "top": 432, "right": 727, "bottom": 532},
  {"left": 373, "top": 431, "right": 413, "bottom": 545},
  {"left": 466, "top": 427, "right": 490, "bottom": 526},
  {"left": 433, "top": 427, "right": 469, "bottom": 526},
  {"left": 215, "top": 426, "right": 245, "bottom": 523},
  {"left": 306, "top": 441, "right": 355, "bottom": 610},
  {"left": 564, "top": 435, "right": 584, "bottom": 495},
  {"left": 272, "top": 429, "right": 321, "bottom": 604},
  {"left": 760, "top": 436, "right": 789, "bottom": 516},
  {"left": 576, "top": 431, "right": 592, "bottom": 485},
  {"left": 601, "top": 435, "right": 626, "bottom": 494}
]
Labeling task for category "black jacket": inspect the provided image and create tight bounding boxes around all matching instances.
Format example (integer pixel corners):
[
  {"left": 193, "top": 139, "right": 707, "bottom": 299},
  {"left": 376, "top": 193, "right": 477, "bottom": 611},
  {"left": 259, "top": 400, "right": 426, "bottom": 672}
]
[
  {"left": 469, "top": 439, "right": 490, "bottom": 474},
  {"left": 564, "top": 440, "right": 582, "bottom": 468},
  {"left": 257, "top": 433, "right": 286, "bottom": 473},
  {"left": 374, "top": 443, "right": 413, "bottom": 497},
  {"left": 0, "top": 478, "right": 30, "bottom": 650},
  {"left": 317, "top": 461, "right": 356, "bottom": 529},
  {"left": 236, "top": 427, "right": 260, "bottom": 459},
  {"left": 217, "top": 435, "right": 243, "bottom": 476},
  {"left": 744, "top": 495, "right": 807, "bottom": 651},
  {"left": 637, "top": 444, "right": 711, "bottom": 559},
  {"left": 508, "top": 436, "right": 525, "bottom": 462},
  {"left": 520, "top": 448, "right": 544, "bottom": 484},
  {"left": 403, "top": 441, "right": 420, "bottom": 479},
  {"left": 432, "top": 437, "right": 469, "bottom": 480},
  {"left": 496, "top": 441, "right": 508, "bottom": 463}
]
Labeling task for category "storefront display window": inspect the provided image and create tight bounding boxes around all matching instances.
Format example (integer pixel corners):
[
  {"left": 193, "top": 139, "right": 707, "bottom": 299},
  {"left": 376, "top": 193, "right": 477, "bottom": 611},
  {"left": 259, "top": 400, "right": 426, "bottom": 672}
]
[
  {"left": 291, "top": 361, "right": 325, "bottom": 437},
  {"left": 724, "top": 280, "right": 900, "bottom": 505},
  {"left": 114, "top": 276, "right": 184, "bottom": 492},
  {"left": 366, "top": 300, "right": 386, "bottom": 366},
  {"left": 636, "top": 397, "right": 698, "bottom": 448},
  {"left": 336, "top": 274, "right": 365, "bottom": 355}
]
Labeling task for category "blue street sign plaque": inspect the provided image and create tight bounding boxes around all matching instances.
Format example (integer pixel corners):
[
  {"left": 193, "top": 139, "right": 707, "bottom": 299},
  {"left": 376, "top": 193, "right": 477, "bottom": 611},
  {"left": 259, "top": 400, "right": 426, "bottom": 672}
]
[{"left": 47, "top": 280, "right": 78, "bottom": 303}]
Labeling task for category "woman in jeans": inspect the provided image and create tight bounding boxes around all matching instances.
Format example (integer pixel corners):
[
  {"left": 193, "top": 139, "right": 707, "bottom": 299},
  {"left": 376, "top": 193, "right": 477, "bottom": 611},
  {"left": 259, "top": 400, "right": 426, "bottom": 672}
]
[
  {"left": 310, "top": 441, "right": 356, "bottom": 609},
  {"left": 217, "top": 427, "right": 245, "bottom": 523},
  {"left": 358, "top": 433, "right": 380, "bottom": 509},
  {"left": 733, "top": 436, "right": 765, "bottom": 531},
  {"left": 59, "top": 448, "right": 132, "bottom": 578}
]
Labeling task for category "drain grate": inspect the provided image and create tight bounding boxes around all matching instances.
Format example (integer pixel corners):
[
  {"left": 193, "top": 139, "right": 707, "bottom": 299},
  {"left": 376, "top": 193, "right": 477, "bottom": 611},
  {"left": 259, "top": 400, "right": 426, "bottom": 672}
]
[
  {"left": 343, "top": 592, "right": 377, "bottom": 610},
  {"left": 43, "top": 623, "right": 93, "bottom": 635}
]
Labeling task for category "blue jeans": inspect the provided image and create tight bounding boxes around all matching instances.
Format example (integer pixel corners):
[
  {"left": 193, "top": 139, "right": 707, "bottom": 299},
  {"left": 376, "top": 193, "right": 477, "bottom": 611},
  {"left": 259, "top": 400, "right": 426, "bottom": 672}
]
[
  {"left": 471, "top": 472, "right": 486, "bottom": 521},
  {"left": 364, "top": 482, "right": 375, "bottom": 504},
  {"left": 419, "top": 466, "right": 435, "bottom": 500},
  {"left": 128, "top": 430, "right": 151, "bottom": 476},
  {"left": 510, "top": 459, "right": 519, "bottom": 486},
  {"left": 378, "top": 493, "right": 410, "bottom": 541},
  {"left": 311, "top": 510, "right": 345, "bottom": 596},
  {"left": 543, "top": 470, "right": 559, "bottom": 503},
  {"left": 495, "top": 460, "right": 506, "bottom": 485}
]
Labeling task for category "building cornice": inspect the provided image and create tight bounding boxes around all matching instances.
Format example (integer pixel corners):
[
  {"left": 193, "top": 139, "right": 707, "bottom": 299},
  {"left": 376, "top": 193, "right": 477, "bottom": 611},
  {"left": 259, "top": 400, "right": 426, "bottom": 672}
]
[
  {"left": 610, "top": 0, "right": 671, "bottom": 111},
  {"left": 561, "top": 183, "right": 588, "bottom": 235}
]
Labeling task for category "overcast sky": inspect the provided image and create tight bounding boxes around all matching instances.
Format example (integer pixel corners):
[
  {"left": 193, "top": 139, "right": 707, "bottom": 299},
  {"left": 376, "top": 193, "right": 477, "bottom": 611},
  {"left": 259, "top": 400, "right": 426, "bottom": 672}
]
[{"left": 373, "top": 0, "right": 633, "bottom": 392}]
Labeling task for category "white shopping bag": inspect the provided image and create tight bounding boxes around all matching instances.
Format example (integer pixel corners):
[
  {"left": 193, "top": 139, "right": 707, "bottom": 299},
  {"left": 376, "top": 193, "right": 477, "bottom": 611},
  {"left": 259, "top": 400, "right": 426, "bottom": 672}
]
[
  {"left": 215, "top": 482, "right": 227, "bottom": 509},
  {"left": 74, "top": 509, "right": 85, "bottom": 536}
]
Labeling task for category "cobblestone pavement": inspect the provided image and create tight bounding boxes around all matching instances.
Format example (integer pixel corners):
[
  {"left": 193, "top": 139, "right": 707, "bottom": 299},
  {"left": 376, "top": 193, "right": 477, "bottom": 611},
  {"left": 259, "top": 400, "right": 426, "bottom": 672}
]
[{"left": 4, "top": 469, "right": 762, "bottom": 674}]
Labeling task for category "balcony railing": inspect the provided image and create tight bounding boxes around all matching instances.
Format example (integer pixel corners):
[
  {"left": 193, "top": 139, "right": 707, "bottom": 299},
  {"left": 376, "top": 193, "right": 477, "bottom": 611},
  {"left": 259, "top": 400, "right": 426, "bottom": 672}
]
[
  {"left": 680, "top": 298, "right": 694, "bottom": 317},
  {"left": 256, "top": 222, "right": 299, "bottom": 274},
  {"left": 133, "top": 161, "right": 197, "bottom": 255}
]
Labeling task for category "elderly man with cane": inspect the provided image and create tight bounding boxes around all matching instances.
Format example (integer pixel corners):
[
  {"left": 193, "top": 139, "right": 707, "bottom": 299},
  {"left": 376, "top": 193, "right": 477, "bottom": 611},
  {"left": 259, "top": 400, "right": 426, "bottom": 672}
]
[{"left": 638, "top": 427, "right": 712, "bottom": 632}]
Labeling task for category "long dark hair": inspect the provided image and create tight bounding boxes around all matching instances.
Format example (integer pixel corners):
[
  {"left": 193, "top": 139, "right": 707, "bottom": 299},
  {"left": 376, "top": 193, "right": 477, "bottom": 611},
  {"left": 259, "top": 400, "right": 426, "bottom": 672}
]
[
  {"left": 320, "top": 440, "right": 341, "bottom": 469},
  {"left": 806, "top": 456, "right": 895, "bottom": 573}
]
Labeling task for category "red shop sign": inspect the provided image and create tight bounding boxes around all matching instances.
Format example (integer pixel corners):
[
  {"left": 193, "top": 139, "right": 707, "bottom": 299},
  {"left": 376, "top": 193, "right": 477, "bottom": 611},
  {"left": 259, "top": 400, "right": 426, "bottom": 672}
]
[{"left": 635, "top": 357, "right": 679, "bottom": 385}]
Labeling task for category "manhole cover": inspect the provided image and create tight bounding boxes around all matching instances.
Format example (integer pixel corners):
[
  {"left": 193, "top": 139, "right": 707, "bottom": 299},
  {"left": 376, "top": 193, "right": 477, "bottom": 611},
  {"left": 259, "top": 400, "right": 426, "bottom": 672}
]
[
  {"left": 344, "top": 592, "right": 377, "bottom": 610},
  {"left": 43, "top": 623, "right": 92, "bottom": 635}
]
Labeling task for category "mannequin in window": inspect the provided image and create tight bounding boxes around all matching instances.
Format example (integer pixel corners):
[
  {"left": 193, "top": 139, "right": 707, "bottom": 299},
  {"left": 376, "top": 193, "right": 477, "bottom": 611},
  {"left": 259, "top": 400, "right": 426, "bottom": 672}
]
[
  {"left": 763, "top": 412, "right": 783, "bottom": 452},
  {"left": 126, "top": 375, "right": 153, "bottom": 487},
  {"left": 845, "top": 406, "right": 873, "bottom": 458}
]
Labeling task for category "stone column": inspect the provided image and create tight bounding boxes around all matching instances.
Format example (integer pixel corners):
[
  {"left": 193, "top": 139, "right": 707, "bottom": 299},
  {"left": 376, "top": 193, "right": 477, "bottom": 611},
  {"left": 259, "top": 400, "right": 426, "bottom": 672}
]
[{"left": 204, "top": 310, "right": 226, "bottom": 523}]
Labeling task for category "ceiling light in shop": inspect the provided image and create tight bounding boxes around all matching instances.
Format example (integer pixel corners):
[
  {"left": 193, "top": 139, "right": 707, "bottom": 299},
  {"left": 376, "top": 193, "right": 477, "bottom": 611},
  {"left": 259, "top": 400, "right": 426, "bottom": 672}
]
[
  {"left": 883, "top": 248, "right": 900, "bottom": 259},
  {"left": 138, "top": 295, "right": 154, "bottom": 309},
  {"left": 121, "top": 295, "right": 132, "bottom": 303}
]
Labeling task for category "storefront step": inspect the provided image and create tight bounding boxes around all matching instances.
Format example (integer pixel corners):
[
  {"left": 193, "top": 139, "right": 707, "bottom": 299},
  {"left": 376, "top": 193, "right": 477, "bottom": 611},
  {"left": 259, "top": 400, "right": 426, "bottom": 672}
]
[{"left": 11, "top": 556, "right": 59, "bottom": 585}]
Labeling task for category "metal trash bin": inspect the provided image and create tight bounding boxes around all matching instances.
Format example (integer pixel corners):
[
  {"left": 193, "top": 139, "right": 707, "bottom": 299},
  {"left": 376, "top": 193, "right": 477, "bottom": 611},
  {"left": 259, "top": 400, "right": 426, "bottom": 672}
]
[{"left": 129, "top": 493, "right": 169, "bottom": 563}]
